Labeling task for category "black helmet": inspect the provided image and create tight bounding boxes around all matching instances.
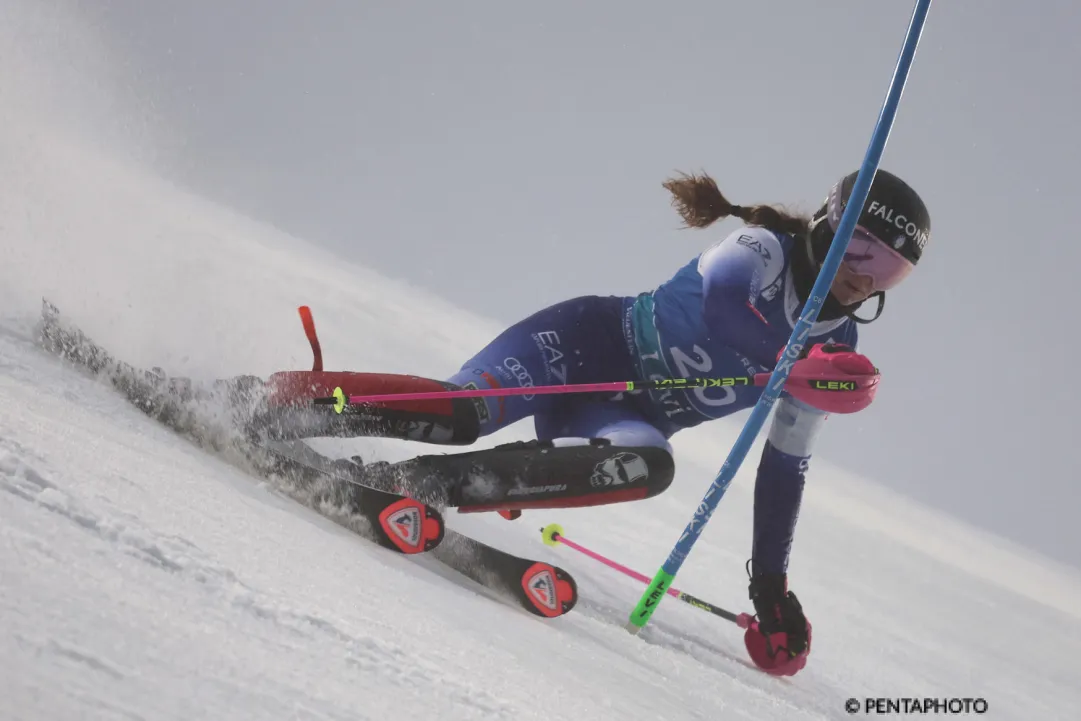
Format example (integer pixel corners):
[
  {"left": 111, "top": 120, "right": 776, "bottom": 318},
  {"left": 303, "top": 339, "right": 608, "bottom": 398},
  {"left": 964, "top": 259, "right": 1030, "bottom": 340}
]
[
  {"left": 810, "top": 169, "right": 930, "bottom": 267},
  {"left": 801, "top": 170, "right": 930, "bottom": 324}
]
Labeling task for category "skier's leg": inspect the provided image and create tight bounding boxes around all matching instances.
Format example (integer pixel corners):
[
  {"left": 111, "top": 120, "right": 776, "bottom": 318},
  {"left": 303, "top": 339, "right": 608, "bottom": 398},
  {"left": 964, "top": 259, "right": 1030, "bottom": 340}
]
[
  {"left": 259, "top": 295, "right": 632, "bottom": 444},
  {"left": 361, "top": 434, "right": 674, "bottom": 511},
  {"left": 518, "top": 399, "right": 676, "bottom": 505},
  {"left": 353, "top": 398, "right": 675, "bottom": 511},
  {"left": 444, "top": 294, "right": 634, "bottom": 438}
]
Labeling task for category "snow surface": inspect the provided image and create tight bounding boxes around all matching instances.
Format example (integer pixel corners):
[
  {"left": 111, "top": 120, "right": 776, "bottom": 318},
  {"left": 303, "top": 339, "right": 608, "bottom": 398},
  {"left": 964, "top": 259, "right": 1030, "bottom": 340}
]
[{"left": 3, "top": 10, "right": 1081, "bottom": 720}]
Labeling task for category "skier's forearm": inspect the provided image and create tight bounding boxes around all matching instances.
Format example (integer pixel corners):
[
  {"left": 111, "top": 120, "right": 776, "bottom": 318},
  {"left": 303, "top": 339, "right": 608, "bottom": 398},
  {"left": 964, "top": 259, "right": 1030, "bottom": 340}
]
[{"left": 751, "top": 395, "right": 828, "bottom": 574}]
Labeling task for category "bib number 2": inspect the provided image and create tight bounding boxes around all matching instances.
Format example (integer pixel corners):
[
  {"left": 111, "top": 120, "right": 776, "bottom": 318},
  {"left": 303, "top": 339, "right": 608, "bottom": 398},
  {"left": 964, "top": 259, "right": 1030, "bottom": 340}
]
[{"left": 669, "top": 345, "right": 736, "bottom": 408}]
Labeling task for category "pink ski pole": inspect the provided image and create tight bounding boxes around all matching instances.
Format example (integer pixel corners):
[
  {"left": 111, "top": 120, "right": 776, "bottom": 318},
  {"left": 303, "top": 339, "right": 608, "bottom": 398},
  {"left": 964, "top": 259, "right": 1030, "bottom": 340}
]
[
  {"left": 314, "top": 369, "right": 876, "bottom": 409},
  {"left": 313, "top": 375, "right": 769, "bottom": 411},
  {"left": 312, "top": 367, "right": 876, "bottom": 414},
  {"left": 540, "top": 524, "right": 752, "bottom": 628}
]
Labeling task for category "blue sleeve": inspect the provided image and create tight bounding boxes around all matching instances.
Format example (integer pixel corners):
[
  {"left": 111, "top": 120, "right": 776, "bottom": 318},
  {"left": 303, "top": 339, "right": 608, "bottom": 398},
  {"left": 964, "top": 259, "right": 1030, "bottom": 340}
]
[
  {"left": 750, "top": 395, "right": 828, "bottom": 575},
  {"left": 699, "top": 228, "right": 794, "bottom": 369}
]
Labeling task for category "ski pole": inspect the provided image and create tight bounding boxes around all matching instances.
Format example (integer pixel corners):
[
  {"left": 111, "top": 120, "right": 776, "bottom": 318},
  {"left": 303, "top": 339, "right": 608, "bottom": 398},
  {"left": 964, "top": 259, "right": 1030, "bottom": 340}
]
[
  {"left": 312, "top": 376, "right": 762, "bottom": 411},
  {"left": 540, "top": 524, "right": 751, "bottom": 627},
  {"left": 313, "top": 367, "right": 876, "bottom": 413}
]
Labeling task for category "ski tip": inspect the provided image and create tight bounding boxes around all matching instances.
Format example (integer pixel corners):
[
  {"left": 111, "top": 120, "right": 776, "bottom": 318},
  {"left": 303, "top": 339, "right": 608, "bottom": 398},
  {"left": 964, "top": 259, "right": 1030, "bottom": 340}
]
[
  {"left": 377, "top": 498, "right": 445, "bottom": 554},
  {"left": 520, "top": 562, "right": 577, "bottom": 618},
  {"left": 539, "top": 523, "right": 563, "bottom": 547}
]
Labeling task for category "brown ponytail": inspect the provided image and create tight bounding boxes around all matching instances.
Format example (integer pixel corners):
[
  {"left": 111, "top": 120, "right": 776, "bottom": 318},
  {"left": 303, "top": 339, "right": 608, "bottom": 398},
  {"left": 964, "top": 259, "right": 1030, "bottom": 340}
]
[{"left": 662, "top": 171, "right": 810, "bottom": 238}]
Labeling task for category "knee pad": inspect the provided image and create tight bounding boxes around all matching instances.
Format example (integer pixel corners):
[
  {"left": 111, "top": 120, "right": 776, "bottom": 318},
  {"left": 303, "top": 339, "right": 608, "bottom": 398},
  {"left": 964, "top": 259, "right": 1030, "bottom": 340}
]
[
  {"left": 596, "top": 427, "right": 673, "bottom": 456},
  {"left": 536, "top": 437, "right": 676, "bottom": 499}
]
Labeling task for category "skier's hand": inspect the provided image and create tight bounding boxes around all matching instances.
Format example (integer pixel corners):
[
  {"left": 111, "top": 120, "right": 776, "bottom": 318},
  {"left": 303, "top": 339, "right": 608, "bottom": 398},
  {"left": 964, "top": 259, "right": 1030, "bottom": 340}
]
[
  {"left": 744, "top": 572, "right": 812, "bottom": 676},
  {"left": 777, "top": 342, "right": 880, "bottom": 414}
]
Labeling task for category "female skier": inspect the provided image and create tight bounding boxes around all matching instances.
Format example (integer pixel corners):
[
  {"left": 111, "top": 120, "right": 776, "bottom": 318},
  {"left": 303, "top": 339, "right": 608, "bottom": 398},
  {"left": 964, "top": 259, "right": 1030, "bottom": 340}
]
[
  {"left": 265, "top": 167, "right": 929, "bottom": 673},
  {"left": 41, "top": 167, "right": 930, "bottom": 675}
]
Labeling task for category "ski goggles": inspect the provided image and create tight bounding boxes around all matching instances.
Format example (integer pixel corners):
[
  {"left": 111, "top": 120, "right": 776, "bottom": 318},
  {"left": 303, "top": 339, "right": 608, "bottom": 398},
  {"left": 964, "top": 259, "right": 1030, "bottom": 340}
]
[{"left": 841, "top": 228, "right": 915, "bottom": 291}]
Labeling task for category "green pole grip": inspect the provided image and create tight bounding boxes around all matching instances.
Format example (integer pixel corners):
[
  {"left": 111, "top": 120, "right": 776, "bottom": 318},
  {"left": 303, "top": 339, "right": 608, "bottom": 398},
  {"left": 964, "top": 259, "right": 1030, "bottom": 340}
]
[{"left": 625, "top": 568, "right": 675, "bottom": 633}]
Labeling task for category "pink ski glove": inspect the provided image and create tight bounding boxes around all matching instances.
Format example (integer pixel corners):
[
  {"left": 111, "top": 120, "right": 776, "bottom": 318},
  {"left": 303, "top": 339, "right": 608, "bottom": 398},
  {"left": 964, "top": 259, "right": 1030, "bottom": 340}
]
[
  {"left": 780, "top": 342, "right": 880, "bottom": 414},
  {"left": 745, "top": 572, "right": 812, "bottom": 676}
]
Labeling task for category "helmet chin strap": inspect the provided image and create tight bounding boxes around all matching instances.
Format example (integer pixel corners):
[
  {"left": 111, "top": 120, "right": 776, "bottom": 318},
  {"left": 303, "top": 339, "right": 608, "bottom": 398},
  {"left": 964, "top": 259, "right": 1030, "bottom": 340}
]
[{"left": 847, "top": 291, "right": 885, "bottom": 324}]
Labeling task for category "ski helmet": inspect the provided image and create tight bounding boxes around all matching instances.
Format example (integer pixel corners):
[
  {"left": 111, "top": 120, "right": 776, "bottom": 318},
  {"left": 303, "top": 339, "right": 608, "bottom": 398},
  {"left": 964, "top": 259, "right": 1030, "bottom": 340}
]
[{"left": 809, "top": 170, "right": 930, "bottom": 293}]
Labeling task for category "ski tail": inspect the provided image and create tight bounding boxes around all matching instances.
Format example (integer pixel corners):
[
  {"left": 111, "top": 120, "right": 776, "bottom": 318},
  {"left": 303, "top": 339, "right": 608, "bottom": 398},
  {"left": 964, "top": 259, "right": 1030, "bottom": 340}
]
[
  {"left": 519, "top": 561, "right": 578, "bottom": 618},
  {"left": 254, "top": 439, "right": 445, "bottom": 555},
  {"left": 434, "top": 532, "right": 578, "bottom": 618},
  {"left": 377, "top": 498, "right": 445, "bottom": 554}
]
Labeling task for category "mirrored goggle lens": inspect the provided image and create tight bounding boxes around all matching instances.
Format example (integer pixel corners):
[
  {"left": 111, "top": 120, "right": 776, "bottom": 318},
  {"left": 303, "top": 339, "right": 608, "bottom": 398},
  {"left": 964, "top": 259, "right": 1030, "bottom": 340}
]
[{"left": 842, "top": 228, "right": 914, "bottom": 291}]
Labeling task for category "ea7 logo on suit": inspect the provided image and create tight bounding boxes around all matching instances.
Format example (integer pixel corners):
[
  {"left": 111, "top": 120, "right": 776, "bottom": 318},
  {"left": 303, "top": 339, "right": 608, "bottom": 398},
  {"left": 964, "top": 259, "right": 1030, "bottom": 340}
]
[{"left": 737, "top": 234, "right": 772, "bottom": 261}]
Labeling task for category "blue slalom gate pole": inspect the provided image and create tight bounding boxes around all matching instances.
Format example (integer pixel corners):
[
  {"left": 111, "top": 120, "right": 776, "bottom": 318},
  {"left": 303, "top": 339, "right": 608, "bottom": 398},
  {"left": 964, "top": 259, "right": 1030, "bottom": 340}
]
[{"left": 628, "top": 0, "right": 934, "bottom": 632}]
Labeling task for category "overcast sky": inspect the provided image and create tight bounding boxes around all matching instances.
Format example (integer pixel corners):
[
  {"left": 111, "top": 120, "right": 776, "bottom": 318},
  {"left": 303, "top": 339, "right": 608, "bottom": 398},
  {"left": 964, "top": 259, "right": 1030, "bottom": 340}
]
[{"left": 36, "top": 1, "right": 1081, "bottom": 568}]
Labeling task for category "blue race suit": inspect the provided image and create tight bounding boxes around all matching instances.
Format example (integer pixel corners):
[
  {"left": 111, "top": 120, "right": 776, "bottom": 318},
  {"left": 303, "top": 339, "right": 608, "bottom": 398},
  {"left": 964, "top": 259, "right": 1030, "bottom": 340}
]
[{"left": 446, "top": 226, "right": 859, "bottom": 574}]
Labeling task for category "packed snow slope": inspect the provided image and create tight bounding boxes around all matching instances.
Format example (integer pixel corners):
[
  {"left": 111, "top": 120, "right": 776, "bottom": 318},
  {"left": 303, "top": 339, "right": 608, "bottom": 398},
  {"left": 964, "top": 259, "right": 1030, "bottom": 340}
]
[{"left": 2, "top": 6, "right": 1081, "bottom": 712}]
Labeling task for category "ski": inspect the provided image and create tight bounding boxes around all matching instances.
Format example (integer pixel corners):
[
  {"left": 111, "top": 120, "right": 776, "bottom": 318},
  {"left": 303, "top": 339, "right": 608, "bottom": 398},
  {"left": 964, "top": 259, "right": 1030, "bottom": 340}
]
[
  {"left": 37, "top": 300, "right": 578, "bottom": 617},
  {"left": 257, "top": 439, "right": 578, "bottom": 618}
]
